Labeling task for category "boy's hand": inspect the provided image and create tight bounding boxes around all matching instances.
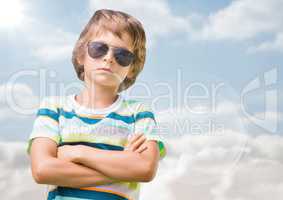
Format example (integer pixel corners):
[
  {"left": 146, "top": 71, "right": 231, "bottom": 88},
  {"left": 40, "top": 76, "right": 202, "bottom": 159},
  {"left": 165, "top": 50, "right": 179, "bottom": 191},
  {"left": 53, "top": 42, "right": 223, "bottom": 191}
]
[{"left": 125, "top": 133, "right": 148, "bottom": 153}]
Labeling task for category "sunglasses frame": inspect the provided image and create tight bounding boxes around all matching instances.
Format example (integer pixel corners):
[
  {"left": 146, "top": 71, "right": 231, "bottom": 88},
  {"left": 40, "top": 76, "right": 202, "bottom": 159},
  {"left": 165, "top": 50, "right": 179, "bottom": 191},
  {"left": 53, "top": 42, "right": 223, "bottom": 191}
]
[{"left": 87, "top": 41, "right": 135, "bottom": 67}]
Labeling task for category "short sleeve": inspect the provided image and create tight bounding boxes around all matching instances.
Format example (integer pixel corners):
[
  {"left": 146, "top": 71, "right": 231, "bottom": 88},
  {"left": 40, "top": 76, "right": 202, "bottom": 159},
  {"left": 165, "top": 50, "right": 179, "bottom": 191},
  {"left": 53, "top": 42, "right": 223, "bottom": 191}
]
[
  {"left": 133, "top": 102, "right": 166, "bottom": 159},
  {"left": 26, "top": 97, "right": 61, "bottom": 155}
]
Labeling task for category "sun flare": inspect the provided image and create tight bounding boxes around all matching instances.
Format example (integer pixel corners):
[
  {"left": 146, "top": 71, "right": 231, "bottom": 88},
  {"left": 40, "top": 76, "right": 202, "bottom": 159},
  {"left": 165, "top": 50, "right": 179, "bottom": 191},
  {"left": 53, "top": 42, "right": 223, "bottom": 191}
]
[{"left": 0, "top": 0, "right": 26, "bottom": 28}]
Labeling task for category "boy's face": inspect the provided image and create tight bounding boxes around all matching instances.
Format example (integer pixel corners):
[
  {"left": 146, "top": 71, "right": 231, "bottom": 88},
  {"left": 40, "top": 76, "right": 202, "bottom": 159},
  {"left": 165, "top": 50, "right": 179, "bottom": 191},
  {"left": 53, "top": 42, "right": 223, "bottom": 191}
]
[{"left": 80, "top": 30, "right": 134, "bottom": 90}]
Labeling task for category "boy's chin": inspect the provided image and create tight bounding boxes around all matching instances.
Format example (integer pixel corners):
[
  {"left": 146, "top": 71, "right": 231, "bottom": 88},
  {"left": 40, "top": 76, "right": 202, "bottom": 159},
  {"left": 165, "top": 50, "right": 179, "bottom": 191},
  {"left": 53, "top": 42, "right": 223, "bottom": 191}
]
[{"left": 91, "top": 79, "right": 119, "bottom": 89}]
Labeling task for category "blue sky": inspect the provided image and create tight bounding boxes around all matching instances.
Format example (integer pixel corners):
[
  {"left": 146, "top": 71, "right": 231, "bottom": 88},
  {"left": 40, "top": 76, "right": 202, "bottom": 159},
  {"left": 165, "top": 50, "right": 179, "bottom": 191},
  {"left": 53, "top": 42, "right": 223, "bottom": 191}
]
[
  {"left": 0, "top": 0, "right": 282, "bottom": 141},
  {"left": 1, "top": 1, "right": 283, "bottom": 200}
]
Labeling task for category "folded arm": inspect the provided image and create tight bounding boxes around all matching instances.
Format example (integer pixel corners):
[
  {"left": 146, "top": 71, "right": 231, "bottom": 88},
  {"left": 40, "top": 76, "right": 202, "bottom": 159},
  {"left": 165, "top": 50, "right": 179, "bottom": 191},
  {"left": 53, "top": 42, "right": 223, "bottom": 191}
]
[
  {"left": 71, "top": 139, "right": 160, "bottom": 182},
  {"left": 29, "top": 137, "right": 118, "bottom": 188}
]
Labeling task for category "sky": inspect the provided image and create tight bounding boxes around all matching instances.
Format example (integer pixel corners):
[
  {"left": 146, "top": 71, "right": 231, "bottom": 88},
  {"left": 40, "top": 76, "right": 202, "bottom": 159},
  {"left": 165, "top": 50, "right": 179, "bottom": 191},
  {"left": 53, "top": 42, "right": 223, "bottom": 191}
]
[{"left": 0, "top": 0, "right": 283, "bottom": 199}]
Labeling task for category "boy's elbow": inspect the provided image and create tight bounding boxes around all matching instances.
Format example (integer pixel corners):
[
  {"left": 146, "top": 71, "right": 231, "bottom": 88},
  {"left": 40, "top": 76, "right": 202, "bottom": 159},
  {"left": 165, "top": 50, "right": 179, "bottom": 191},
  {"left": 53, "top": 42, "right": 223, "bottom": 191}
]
[
  {"left": 32, "top": 160, "right": 52, "bottom": 184},
  {"left": 141, "top": 170, "right": 155, "bottom": 182},
  {"left": 140, "top": 161, "right": 157, "bottom": 182},
  {"left": 32, "top": 163, "right": 47, "bottom": 184}
]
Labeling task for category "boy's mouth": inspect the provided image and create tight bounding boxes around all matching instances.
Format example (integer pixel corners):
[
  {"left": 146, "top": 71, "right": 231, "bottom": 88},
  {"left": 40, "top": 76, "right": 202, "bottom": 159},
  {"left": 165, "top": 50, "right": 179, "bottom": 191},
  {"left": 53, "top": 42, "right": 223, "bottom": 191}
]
[{"left": 96, "top": 67, "right": 113, "bottom": 73}]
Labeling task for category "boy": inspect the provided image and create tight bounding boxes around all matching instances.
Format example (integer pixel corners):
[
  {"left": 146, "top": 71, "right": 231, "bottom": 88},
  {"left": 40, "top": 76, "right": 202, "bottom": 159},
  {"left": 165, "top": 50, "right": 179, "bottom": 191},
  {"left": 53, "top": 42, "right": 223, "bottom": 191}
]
[{"left": 27, "top": 9, "right": 166, "bottom": 200}]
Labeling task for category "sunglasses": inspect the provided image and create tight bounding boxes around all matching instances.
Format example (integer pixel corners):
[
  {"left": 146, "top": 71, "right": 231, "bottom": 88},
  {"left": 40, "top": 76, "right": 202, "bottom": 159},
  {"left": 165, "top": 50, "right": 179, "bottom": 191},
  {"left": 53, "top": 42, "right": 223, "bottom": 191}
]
[{"left": 87, "top": 41, "right": 135, "bottom": 67}]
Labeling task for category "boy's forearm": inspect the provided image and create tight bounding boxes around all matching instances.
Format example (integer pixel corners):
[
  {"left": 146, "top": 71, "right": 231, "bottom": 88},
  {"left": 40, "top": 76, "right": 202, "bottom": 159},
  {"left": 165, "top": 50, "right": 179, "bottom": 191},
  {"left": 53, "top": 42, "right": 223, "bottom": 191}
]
[
  {"left": 74, "top": 146, "right": 152, "bottom": 182},
  {"left": 35, "top": 156, "right": 118, "bottom": 188}
]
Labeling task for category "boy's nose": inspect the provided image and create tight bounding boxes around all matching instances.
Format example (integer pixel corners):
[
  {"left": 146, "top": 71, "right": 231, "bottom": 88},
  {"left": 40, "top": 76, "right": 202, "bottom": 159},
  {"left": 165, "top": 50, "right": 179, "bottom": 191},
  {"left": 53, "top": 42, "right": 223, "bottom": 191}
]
[{"left": 103, "top": 50, "right": 114, "bottom": 64}]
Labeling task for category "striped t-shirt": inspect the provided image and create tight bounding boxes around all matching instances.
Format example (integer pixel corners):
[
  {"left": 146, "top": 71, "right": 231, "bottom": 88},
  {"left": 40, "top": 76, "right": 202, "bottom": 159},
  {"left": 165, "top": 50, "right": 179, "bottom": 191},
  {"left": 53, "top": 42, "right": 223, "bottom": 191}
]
[{"left": 26, "top": 94, "right": 166, "bottom": 200}]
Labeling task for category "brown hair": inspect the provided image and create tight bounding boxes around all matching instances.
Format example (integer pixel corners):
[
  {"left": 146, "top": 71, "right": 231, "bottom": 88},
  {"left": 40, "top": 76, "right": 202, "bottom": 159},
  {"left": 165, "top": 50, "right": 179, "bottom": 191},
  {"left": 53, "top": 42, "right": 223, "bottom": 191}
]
[{"left": 72, "top": 9, "right": 146, "bottom": 93}]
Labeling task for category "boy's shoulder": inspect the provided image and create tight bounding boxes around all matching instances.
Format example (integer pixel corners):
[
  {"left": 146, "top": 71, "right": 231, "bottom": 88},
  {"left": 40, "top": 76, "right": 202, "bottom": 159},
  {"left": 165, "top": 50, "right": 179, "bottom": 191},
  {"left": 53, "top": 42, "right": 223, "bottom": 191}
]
[{"left": 38, "top": 95, "right": 69, "bottom": 110}]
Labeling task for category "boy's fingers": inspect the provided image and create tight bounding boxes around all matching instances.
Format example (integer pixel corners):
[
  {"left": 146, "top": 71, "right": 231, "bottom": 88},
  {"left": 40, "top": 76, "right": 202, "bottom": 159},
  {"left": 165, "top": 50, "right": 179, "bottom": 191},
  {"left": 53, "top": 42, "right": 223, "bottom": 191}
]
[
  {"left": 135, "top": 145, "right": 148, "bottom": 153},
  {"left": 130, "top": 135, "right": 147, "bottom": 151},
  {"left": 127, "top": 133, "right": 143, "bottom": 146}
]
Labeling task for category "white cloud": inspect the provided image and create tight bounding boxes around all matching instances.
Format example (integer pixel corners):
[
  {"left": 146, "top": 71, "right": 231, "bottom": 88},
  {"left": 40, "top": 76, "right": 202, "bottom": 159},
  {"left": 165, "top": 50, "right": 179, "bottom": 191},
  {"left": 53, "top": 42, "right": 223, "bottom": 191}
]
[
  {"left": 0, "top": 142, "right": 47, "bottom": 200},
  {"left": 2, "top": 133, "right": 282, "bottom": 200},
  {"left": 3, "top": 0, "right": 283, "bottom": 59},
  {"left": 0, "top": 83, "right": 39, "bottom": 120},
  {"left": 17, "top": 17, "right": 78, "bottom": 62},
  {"left": 0, "top": 0, "right": 28, "bottom": 29},
  {"left": 248, "top": 32, "right": 283, "bottom": 53},
  {"left": 242, "top": 111, "right": 282, "bottom": 134},
  {"left": 194, "top": 0, "right": 283, "bottom": 53},
  {"left": 198, "top": 0, "right": 283, "bottom": 40},
  {"left": 154, "top": 100, "right": 247, "bottom": 139},
  {"left": 140, "top": 101, "right": 283, "bottom": 199},
  {"left": 0, "top": 0, "right": 77, "bottom": 63},
  {"left": 89, "top": 0, "right": 283, "bottom": 53},
  {"left": 140, "top": 132, "right": 283, "bottom": 200},
  {"left": 28, "top": 28, "right": 76, "bottom": 62},
  {"left": 89, "top": 0, "right": 191, "bottom": 47}
]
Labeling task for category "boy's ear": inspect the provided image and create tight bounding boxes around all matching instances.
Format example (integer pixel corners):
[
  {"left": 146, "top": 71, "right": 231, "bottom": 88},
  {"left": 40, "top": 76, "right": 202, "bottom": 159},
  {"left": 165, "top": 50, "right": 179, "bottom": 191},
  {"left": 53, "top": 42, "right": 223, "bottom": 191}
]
[
  {"left": 77, "top": 54, "right": 85, "bottom": 66},
  {"left": 77, "top": 46, "right": 87, "bottom": 66},
  {"left": 126, "top": 67, "right": 135, "bottom": 79}
]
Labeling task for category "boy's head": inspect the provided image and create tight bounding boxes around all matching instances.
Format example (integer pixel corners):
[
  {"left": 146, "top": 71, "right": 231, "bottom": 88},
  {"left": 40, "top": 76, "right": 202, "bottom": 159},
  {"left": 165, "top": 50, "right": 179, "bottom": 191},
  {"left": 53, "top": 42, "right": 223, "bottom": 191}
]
[{"left": 72, "top": 9, "right": 146, "bottom": 93}]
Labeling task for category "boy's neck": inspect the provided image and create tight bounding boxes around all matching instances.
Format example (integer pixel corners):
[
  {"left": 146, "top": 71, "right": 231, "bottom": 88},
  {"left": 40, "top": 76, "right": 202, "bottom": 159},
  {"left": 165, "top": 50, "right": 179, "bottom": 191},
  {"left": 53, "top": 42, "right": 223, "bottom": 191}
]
[{"left": 77, "top": 83, "right": 119, "bottom": 110}]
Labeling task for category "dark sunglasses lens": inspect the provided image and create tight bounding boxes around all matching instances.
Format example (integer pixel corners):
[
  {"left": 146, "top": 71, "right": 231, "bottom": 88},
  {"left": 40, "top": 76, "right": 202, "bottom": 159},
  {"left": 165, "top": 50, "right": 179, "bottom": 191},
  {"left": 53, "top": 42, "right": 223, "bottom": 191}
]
[
  {"left": 88, "top": 42, "right": 108, "bottom": 58},
  {"left": 114, "top": 48, "right": 135, "bottom": 66}
]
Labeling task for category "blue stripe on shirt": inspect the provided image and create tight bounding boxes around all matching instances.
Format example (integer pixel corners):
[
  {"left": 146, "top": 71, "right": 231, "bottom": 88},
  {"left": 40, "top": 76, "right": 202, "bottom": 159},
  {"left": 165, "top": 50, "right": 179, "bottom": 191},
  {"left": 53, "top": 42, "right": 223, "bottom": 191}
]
[{"left": 37, "top": 108, "right": 155, "bottom": 125}]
